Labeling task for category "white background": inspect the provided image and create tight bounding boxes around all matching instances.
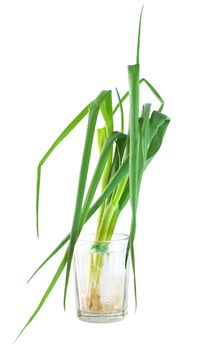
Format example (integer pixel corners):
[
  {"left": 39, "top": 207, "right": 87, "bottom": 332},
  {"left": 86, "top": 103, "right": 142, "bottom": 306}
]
[{"left": 0, "top": 0, "right": 200, "bottom": 349}]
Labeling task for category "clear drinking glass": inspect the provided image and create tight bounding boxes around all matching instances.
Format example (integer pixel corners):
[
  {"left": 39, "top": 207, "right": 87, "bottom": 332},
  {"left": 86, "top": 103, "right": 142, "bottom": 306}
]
[{"left": 74, "top": 233, "right": 129, "bottom": 322}]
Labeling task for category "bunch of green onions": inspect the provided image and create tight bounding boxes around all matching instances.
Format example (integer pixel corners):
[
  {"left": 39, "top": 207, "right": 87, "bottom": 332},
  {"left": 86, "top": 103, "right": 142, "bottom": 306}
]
[{"left": 16, "top": 7, "right": 170, "bottom": 340}]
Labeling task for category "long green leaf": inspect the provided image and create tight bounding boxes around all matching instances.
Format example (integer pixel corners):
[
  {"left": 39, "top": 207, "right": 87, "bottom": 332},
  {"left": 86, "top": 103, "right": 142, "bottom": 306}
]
[
  {"left": 128, "top": 6, "right": 143, "bottom": 309},
  {"left": 128, "top": 64, "right": 140, "bottom": 310},
  {"left": 15, "top": 250, "right": 68, "bottom": 342},
  {"left": 27, "top": 234, "right": 70, "bottom": 283},
  {"left": 36, "top": 102, "right": 91, "bottom": 236}
]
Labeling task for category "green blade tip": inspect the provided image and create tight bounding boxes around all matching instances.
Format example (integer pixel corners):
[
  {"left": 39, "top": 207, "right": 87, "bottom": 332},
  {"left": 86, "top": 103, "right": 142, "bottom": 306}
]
[{"left": 136, "top": 5, "right": 144, "bottom": 64}]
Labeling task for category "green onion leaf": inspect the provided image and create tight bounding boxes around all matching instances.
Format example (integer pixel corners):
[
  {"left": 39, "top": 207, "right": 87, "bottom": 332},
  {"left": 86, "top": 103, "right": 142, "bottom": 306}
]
[
  {"left": 15, "top": 250, "right": 68, "bottom": 342},
  {"left": 36, "top": 103, "right": 91, "bottom": 237},
  {"left": 27, "top": 234, "right": 70, "bottom": 283}
]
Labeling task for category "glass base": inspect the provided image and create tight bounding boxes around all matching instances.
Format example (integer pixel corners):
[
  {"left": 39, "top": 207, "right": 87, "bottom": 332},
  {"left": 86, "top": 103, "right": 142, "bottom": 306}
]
[{"left": 77, "top": 310, "right": 127, "bottom": 323}]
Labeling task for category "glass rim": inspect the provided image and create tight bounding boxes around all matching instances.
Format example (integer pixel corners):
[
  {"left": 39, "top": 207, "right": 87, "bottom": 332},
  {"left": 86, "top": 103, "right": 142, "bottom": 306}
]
[{"left": 77, "top": 233, "right": 128, "bottom": 244}]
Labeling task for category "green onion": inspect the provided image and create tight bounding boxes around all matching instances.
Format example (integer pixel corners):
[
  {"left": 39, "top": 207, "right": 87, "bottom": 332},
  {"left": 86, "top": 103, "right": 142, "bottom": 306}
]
[{"left": 16, "top": 6, "right": 170, "bottom": 340}]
